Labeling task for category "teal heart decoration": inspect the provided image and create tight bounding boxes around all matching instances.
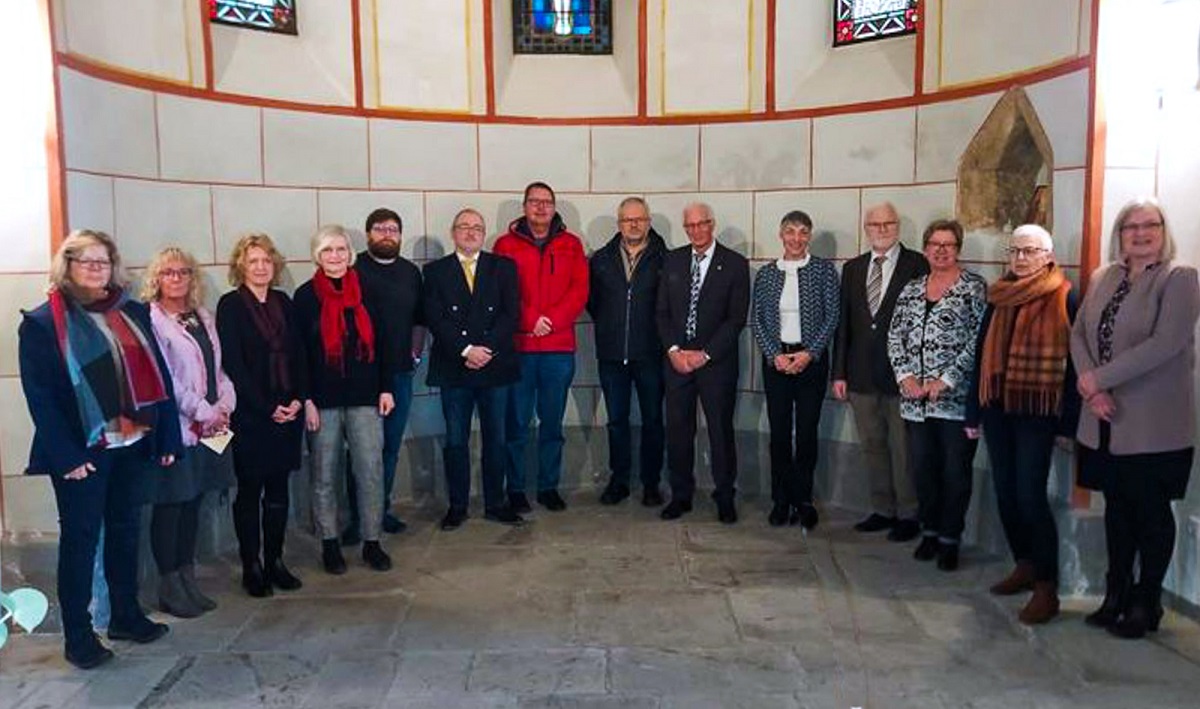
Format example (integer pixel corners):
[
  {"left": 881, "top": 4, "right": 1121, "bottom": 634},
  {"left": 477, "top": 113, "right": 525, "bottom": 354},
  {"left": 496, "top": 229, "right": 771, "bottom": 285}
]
[{"left": 0, "top": 587, "right": 49, "bottom": 649}]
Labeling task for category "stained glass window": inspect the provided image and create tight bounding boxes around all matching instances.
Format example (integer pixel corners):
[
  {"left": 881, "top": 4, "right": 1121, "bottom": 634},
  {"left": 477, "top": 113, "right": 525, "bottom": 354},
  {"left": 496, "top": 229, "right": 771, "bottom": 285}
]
[
  {"left": 210, "top": 0, "right": 298, "bottom": 36},
  {"left": 833, "top": 0, "right": 918, "bottom": 47},
  {"left": 513, "top": 0, "right": 612, "bottom": 55}
]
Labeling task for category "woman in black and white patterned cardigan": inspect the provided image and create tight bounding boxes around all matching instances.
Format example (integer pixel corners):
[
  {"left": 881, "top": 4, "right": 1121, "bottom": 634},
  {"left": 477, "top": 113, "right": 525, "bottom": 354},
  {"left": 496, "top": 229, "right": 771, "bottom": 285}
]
[
  {"left": 751, "top": 210, "right": 839, "bottom": 530},
  {"left": 886, "top": 219, "right": 986, "bottom": 571}
]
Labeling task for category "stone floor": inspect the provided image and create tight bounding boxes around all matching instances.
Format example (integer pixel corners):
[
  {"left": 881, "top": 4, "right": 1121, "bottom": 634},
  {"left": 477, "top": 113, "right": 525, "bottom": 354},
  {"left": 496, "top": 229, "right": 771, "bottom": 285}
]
[{"left": 3, "top": 495, "right": 1200, "bottom": 708}]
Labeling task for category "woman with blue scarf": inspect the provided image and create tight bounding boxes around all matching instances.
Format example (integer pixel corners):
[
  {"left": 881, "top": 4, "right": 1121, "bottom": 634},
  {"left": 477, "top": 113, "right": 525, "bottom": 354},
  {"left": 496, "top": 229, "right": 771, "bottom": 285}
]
[{"left": 19, "top": 230, "right": 183, "bottom": 670}]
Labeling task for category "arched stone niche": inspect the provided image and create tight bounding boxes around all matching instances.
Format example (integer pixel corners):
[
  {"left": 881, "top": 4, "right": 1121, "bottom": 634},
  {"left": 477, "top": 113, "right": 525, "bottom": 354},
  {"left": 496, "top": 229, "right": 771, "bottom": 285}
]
[{"left": 957, "top": 87, "right": 1055, "bottom": 233}]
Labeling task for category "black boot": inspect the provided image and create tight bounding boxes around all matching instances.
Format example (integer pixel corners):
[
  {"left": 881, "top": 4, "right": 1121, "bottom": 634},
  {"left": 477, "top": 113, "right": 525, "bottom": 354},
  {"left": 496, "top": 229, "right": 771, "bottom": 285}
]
[
  {"left": 261, "top": 500, "right": 301, "bottom": 589},
  {"left": 1085, "top": 572, "right": 1131, "bottom": 628},
  {"left": 241, "top": 559, "right": 274, "bottom": 598},
  {"left": 1109, "top": 584, "right": 1164, "bottom": 639}
]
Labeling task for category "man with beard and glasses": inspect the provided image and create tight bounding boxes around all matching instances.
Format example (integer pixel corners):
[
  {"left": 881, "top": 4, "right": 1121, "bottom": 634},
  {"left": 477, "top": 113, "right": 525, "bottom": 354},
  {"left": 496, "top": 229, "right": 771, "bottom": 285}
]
[{"left": 340, "top": 208, "right": 425, "bottom": 544}]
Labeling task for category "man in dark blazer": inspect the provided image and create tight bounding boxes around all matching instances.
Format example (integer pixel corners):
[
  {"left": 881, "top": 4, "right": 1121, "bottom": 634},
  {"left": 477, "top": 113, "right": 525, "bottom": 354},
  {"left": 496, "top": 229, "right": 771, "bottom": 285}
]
[
  {"left": 831, "top": 201, "right": 930, "bottom": 541},
  {"left": 423, "top": 208, "right": 523, "bottom": 530},
  {"left": 655, "top": 202, "right": 751, "bottom": 524}
]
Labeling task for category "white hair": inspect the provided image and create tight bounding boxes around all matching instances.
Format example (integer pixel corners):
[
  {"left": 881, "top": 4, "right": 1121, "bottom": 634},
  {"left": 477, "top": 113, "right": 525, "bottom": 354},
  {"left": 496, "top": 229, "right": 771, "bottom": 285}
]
[{"left": 1011, "top": 223, "right": 1053, "bottom": 251}]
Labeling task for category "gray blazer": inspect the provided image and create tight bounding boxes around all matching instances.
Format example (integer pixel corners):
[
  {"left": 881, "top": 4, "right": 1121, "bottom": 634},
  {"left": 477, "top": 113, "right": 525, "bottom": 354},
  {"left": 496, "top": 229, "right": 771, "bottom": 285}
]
[{"left": 1070, "top": 262, "right": 1200, "bottom": 454}]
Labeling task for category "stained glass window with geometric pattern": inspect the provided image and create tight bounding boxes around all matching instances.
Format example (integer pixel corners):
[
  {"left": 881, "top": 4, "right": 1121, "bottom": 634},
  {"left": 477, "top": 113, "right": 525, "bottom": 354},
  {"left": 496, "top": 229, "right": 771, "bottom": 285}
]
[
  {"left": 513, "top": 0, "right": 612, "bottom": 55},
  {"left": 210, "top": 0, "right": 298, "bottom": 36},
  {"left": 833, "top": 0, "right": 918, "bottom": 47}
]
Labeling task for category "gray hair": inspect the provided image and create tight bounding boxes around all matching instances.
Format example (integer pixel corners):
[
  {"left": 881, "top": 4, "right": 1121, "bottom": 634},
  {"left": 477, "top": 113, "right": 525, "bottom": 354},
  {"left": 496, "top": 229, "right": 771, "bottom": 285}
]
[
  {"left": 310, "top": 224, "right": 357, "bottom": 266},
  {"left": 1109, "top": 197, "right": 1176, "bottom": 263},
  {"left": 1012, "top": 223, "right": 1054, "bottom": 251},
  {"left": 863, "top": 201, "right": 899, "bottom": 223},
  {"left": 682, "top": 201, "right": 714, "bottom": 222},
  {"left": 617, "top": 196, "right": 649, "bottom": 214}
]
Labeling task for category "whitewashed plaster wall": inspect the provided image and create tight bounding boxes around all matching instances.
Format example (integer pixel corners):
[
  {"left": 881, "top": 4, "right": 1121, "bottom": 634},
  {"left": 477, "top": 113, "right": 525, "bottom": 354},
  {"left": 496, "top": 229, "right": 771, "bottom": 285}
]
[{"left": 0, "top": 64, "right": 1093, "bottom": 533}]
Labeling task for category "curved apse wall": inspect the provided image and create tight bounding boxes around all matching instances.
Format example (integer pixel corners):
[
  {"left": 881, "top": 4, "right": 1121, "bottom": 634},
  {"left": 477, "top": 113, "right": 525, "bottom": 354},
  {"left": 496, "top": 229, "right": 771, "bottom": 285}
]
[{"left": 0, "top": 0, "right": 1099, "bottom": 533}]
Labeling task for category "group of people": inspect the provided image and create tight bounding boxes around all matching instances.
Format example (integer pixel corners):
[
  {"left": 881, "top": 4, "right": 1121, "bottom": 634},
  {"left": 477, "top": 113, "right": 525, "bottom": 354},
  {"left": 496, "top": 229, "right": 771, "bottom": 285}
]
[{"left": 18, "top": 182, "right": 1196, "bottom": 670}]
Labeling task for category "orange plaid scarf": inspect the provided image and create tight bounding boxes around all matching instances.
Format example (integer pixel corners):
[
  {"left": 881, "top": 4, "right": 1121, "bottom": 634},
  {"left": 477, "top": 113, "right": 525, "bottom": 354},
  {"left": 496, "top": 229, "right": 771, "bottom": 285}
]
[{"left": 978, "top": 264, "right": 1071, "bottom": 417}]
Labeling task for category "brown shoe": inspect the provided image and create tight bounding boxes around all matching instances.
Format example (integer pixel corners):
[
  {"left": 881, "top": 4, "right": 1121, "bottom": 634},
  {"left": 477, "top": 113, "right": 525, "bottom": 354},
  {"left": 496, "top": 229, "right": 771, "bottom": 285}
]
[
  {"left": 990, "top": 561, "right": 1035, "bottom": 596},
  {"left": 1018, "top": 581, "right": 1060, "bottom": 625}
]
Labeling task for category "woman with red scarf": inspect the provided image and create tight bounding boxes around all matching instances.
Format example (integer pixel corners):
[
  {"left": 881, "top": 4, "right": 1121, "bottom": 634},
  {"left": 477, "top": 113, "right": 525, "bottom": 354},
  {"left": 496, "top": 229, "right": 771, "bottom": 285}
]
[
  {"left": 294, "top": 225, "right": 395, "bottom": 575},
  {"left": 19, "top": 230, "right": 183, "bottom": 669}
]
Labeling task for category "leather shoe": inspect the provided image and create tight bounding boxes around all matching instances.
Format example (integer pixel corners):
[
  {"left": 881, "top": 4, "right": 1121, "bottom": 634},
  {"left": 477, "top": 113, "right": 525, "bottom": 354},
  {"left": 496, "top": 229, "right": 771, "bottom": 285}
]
[
  {"left": 537, "top": 489, "right": 567, "bottom": 511},
  {"left": 64, "top": 635, "right": 114, "bottom": 670},
  {"left": 108, "top": 616, "right": 169, "bottom": 644},
  {"left": 265, "top": 558, "right": 303, "bottom": 591},
  {"left": 936, "top": 542, "right": 959, "bottom": 571},
  {"left": 660, "top": 499, "right": 693, "bottom": 520},
  {"left": 242, "top": 560, "right": 274, "bottom": 598},
  {"left": 716, "top": 498, "right": 738, "bottom": 525},
  {"left": 795, "top": 503, "right": 819, "bottom": 530},
  {"left": 887, "top": 518, "right": 921, "bottom": 542},
  {"left": 599, "top": 483, "right": 630, "bottom": 506},
  {"left": 767, "top": 502, "right": 790, "bottom": 527},
  {"left": 854, "top": 513, "right": 896, "bottom": 532},
  {"left": 441, "top": 508, "right": 468, "bottom": 530},
  {"left": 913, "top": 536, "right": 939, "bottom": 561},
  {"left": 322, "top": 538, "right": 347, "bottom": 575},
  {"left": 641, "top": 487, "right": 665, "bottom": 507},
  {"left": 362, "top": 541, "right": 392, "bottom": 572},
  {"left": 484, "top": 506, "right": 524, "bottom": 525},
  {"left": 508, "top": 492, "right": 532, "bottom": 514},
  {"left": 382, "top": 513, "right": 408, "bottom": 534}
]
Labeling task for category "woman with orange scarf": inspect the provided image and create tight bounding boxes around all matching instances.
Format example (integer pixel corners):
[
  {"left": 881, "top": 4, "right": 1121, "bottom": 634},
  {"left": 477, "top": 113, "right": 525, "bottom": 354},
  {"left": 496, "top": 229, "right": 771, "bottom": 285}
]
[
  {"left": 294, "top": 225, "right": 396, "bottom": 576},
  {"left": 965, "top": 224, "right": 1079, "bottom": 625}
]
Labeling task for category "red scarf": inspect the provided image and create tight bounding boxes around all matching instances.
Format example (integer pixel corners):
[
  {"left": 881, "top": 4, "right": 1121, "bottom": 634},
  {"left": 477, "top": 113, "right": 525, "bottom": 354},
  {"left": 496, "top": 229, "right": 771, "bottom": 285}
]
[{"left": 312, "top": 268, "right": 375, "bottom": 373}]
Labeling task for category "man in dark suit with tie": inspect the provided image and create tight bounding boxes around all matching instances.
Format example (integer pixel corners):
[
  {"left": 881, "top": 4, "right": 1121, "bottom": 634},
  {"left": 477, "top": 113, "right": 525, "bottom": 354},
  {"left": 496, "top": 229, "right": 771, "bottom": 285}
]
[
  {"left": 831, "top": 201, "right": 930, "bottom": 541},
  {"left": 423, "top": 208, "right": 524, "bottom": 530},
  {"left": 656, "top": 202, "right": 751, "bottom": 524}
]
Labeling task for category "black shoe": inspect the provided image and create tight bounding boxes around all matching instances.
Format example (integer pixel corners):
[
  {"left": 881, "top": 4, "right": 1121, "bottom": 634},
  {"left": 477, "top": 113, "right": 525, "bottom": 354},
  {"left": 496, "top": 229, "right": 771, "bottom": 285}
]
[
  {"left": 1085, "top": 572, "right": 1132, "bottom": 628},
  {"left": 767, "top": 502, "right": 790, "bottom": 527},
  {"left": 854, "top": 513, "right": 897, "bottom": 533},
  {"left": 484, "top": 506, "right": 524, "bottom": 525},
  {"left": 599, "top": 483, "right": 630, "bottom": 506},
  {"left": 913, "top": 536, "right": 939, "bottom": 561},
  {"left": 660, "top": 499, "right": 693, "bottom": 520},
  {"left": 1109, "top": 585, "right": 1163, "bottom": 639},
  {"left": 242, "top": 560, "right": 274, "bottom": 598},
  {"left": 340, "top": 524, "right": 362, "bottom": 547},
  {"left": 716, "top": 498, "right": 738, "bottom": 525},
  {"left": 936, "top": 543, "right": 960, "bottom": 571},
  {"left": 382, "top": 513, "right": 408, "bottom": 534},
  {"left": 108, "top": 616, "right": 169, "bottom": 644},
  {"left": 641, "top": 487, "right": 665, "bottom": 507},
  {"left": 362, "top": 540, "right": 393, "bottom": 572},
  {"left": 537, "top": 490, "right": 567, "bottom": 511},
  {"left": 265, "top": 558, "right": 303, "bottom": 591},
  {"left": 795, "top": 503, "right": 819, "bottom": 530},
  {"left": 64, "top": 635, "right": 114, "bottom": 670},
  {"left": 322, "top": 538, "right": 347, "bottom": 575},
  {"left": 887, "top": 518, "right": 921, "bottom": 542},
  {"left": 508, "top": 492, "right": 532, "bottom": 514},
  {"left": 441, "top": 508, "right": 468, "bottom": 531}
]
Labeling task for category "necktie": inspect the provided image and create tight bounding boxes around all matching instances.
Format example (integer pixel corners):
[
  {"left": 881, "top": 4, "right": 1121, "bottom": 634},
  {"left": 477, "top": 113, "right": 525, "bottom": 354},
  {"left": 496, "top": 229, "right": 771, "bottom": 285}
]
[
  {"left": 686, "top": 251, "right": 706, "bottom": 341},
  {"left": 461, "top": 257, "right": 477, "bottom": 293},
  {"left": 867, "top": 255, "right": 885, "bottom": 317}
]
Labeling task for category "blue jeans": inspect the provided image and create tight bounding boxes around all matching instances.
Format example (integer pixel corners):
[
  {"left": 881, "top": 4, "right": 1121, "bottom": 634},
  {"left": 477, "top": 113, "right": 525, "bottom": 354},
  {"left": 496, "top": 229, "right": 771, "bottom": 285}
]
[
  {"left": 597, "top": 359, "right": 664, "bottom": 489},
  {"left": 347, "top": 371, "right": 414, "bottom": 526},
  {"left": 441, "top": 385, "right": 508, "bottom": 511},
  {"left": 506, "top": 353, "right": 576, "bottom": 494}
]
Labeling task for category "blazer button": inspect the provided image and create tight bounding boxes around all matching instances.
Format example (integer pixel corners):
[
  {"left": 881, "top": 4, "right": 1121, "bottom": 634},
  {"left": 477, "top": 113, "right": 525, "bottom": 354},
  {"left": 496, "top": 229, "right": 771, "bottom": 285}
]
[
  {"left": 870, "top": 324, "right": 877, "bottom": 330},
  {"left": 488, "top": 306, "right": 494, "bottom": 312},
  {"left": 461, "top": 330, "right": 468, "bottom": 336}
]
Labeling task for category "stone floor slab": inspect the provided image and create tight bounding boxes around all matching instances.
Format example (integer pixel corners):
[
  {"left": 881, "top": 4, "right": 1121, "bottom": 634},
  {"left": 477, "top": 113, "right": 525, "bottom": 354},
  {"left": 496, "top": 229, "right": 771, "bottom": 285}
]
[
  {"left": 575, "top": 590, "right": 740, "bottom": 648},
  {"left": 467, "top": 648, "right": 607, "bottom": 695}
]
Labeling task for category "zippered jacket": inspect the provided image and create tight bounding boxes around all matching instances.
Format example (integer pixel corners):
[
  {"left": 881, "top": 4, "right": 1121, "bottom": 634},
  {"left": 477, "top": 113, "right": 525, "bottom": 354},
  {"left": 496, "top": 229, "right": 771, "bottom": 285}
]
[{"left": 586, "top": 230, "right": 666, "bottom": 363}]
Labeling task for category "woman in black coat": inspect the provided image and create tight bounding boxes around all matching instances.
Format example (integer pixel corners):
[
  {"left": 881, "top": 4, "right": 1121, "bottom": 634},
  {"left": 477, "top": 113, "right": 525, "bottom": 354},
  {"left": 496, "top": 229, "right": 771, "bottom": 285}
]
[{"left": 216, "top": 233, "right": 307, "bottom": 598}]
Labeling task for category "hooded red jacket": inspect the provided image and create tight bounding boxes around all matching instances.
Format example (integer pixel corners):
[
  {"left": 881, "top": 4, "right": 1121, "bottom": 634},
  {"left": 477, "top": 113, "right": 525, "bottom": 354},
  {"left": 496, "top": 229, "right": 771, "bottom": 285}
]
[{"left": 493, "top": 215, "right": 589, "bottom": 353}]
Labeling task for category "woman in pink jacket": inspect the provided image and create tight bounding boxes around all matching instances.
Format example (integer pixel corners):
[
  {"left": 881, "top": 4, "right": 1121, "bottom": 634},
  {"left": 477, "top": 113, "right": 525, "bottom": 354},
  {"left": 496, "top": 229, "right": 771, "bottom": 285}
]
[{"left": 142, "top": 247, "right": 236, "bottom": 618}]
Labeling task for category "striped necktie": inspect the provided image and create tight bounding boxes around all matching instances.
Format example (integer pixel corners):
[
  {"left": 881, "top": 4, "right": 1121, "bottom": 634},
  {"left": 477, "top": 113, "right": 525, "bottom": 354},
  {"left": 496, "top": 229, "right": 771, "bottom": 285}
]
[
  {"left": 867, "top": 254, "right": 885, "bottom": 317},
  {"left": 686, "top": 251, "right": 706, "bottom": 340}
]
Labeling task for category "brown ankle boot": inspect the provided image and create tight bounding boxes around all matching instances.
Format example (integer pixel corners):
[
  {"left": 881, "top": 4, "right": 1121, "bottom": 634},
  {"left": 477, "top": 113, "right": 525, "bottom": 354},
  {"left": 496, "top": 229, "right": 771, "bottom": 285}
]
[
  {"left": 1018, "top": 581, "right": 1060, "bottom": 625},
  {"left": 990, "top": 561, "right": 1035, "bottom": 596}
]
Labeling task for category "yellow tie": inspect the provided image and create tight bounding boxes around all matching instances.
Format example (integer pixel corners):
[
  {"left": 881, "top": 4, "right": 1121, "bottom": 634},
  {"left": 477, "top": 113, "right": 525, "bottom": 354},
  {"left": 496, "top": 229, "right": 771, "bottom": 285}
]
[{"left": 461, "top": 257, "right": 477, "bottom": 293}]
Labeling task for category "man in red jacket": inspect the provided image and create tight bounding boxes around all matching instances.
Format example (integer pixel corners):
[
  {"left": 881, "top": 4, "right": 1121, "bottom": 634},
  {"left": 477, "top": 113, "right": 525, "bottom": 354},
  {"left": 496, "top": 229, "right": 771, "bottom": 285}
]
[{"left": 494, "top": 182, "right": 590, "bottom": 512}]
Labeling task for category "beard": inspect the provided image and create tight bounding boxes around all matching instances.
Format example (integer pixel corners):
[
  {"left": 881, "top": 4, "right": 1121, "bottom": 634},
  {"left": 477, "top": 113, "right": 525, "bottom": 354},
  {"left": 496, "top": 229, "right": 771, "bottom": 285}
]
[{"left": 368, "top": 238, "right": 400, "bottom": 260}]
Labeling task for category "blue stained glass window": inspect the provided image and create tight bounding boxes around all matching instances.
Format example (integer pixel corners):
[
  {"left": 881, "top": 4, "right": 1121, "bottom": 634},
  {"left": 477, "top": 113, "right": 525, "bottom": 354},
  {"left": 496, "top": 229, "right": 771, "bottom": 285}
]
[
  {"left": 833, "top": 0, "right": 918, "bottom": 47},
  {"left": 514, "top": 0, "right": 612, "bottom": 55},
  {"left": 210, "top": 0, "right": 298, "bottom": 36}
]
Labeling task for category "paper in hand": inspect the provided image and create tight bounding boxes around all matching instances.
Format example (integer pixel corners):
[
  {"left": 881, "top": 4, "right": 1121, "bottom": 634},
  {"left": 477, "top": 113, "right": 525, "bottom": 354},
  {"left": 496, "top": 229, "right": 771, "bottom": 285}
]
[{"left": 200, "top": 430, "right": 234, "bottom": 455}]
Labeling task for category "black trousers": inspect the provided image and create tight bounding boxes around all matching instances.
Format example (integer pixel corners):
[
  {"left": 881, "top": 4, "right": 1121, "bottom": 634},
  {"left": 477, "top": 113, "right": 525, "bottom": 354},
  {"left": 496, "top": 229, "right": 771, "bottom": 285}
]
[
  {"left": 598, "top": 359, "right": 665, "bottom": 489},
  {"left": 232, "top": 467, "right": 291, "bottom": 565},
  {"left": 665, "top": 364, "right": 738, "bottom": 503},
  {"left": 907, "top": 417, "right": 978, "bottom": 542},
  {"left": 981, "top": 410, "right": 1059, "bottom": 582},
  {"left": 763, "top": 355, "right": 828, "bottom": 506},
  {"left": 1087, "top": 423, "right": 1194, "bottom": 591}
]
